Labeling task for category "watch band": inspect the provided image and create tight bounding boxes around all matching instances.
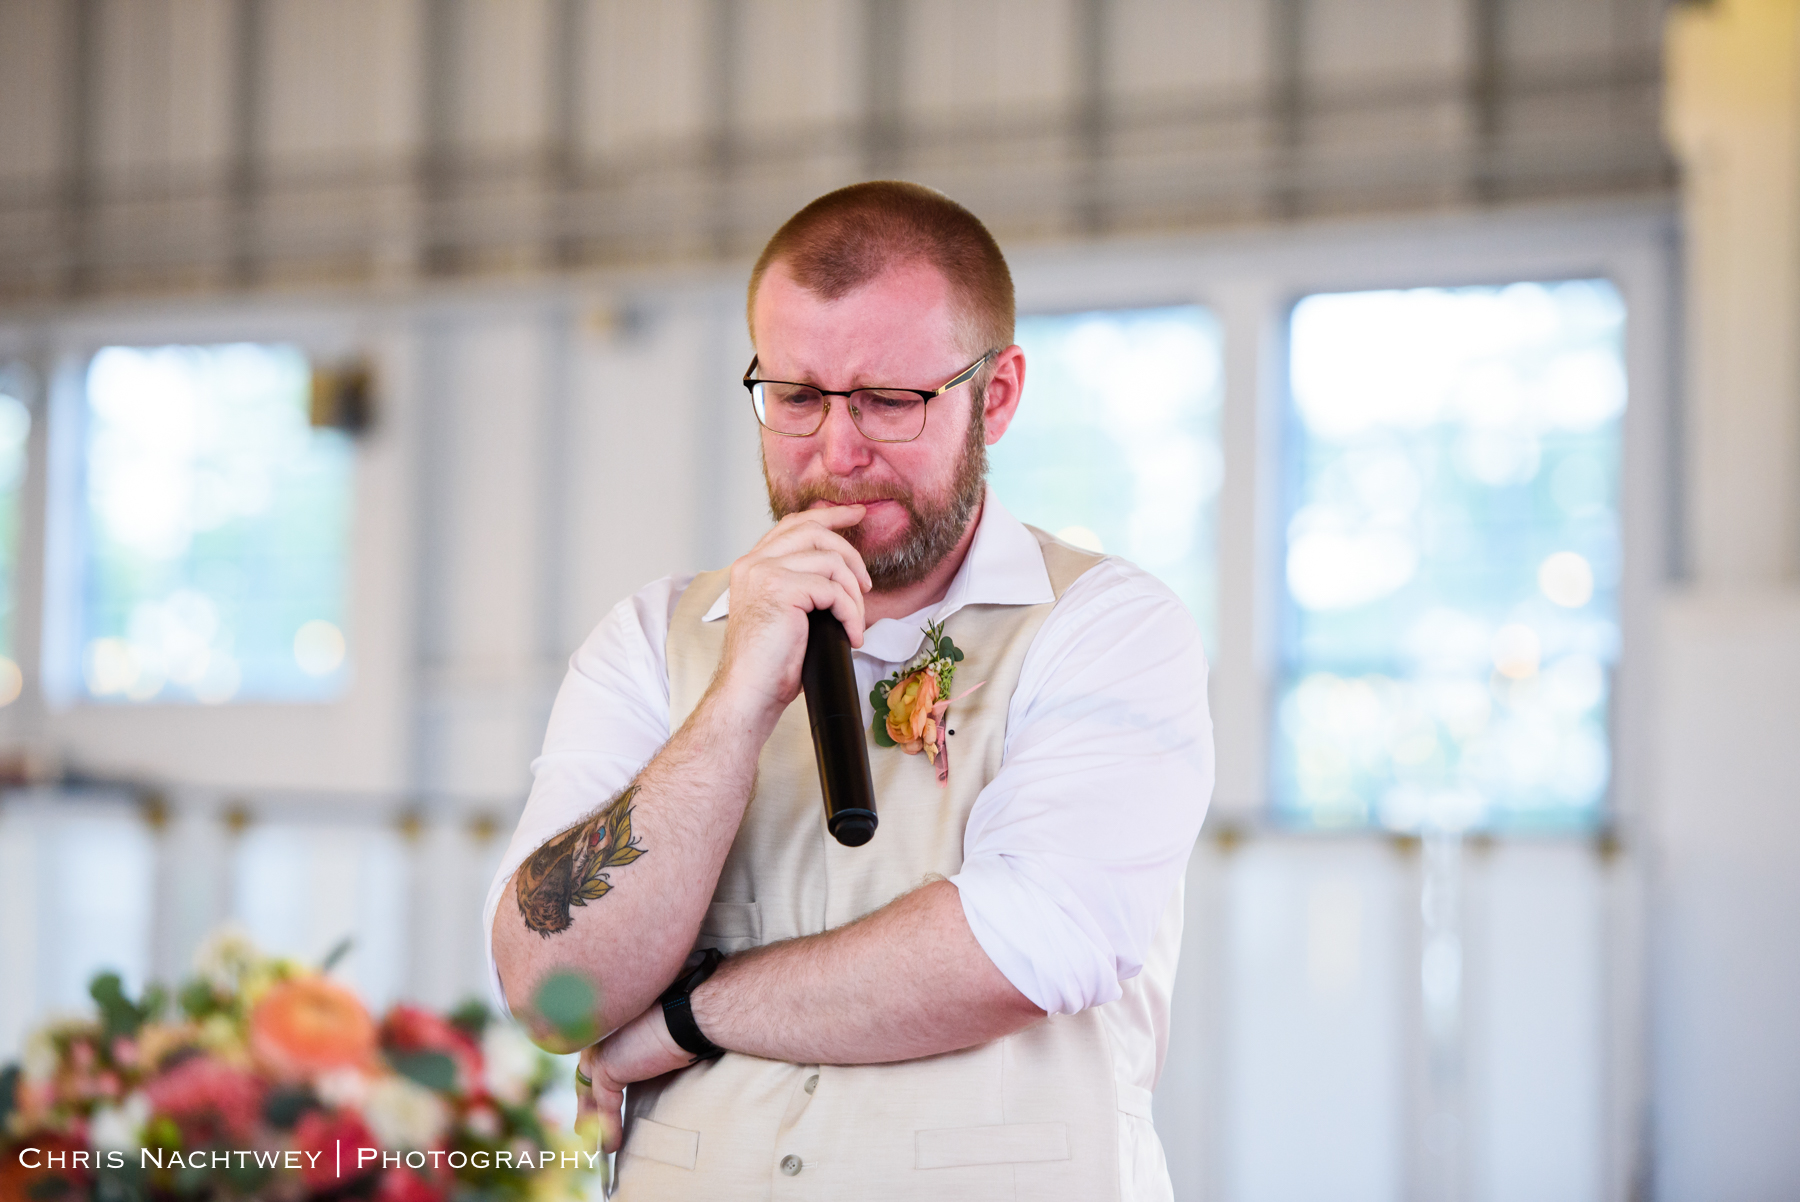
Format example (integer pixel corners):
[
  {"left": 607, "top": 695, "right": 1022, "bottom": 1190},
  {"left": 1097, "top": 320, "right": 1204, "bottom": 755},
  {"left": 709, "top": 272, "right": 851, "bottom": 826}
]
[{"left": 659, "top": 948, "right": 726, "bottom": 1062}]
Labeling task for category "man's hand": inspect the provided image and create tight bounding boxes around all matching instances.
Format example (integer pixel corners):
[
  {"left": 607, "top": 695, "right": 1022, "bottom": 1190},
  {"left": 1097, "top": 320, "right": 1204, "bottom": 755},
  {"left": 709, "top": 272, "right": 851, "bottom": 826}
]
[
  {"left": 711, "top": 505, "right": 871, "bottom": 727},
  {"left": 570, "top": 881, "right": 1044, "bottom": 1153},
  {"left": 576, "top": 1006, "right": 692, "bottom": 1154},
  {"left": 494, "top": 505, "right": 872, "bottom": 1045}
]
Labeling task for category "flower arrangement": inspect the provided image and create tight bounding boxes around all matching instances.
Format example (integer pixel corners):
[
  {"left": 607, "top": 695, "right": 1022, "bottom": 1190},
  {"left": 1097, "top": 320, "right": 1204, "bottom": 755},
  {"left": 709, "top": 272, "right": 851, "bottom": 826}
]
[
  {"left": 869, "top": 620, "right": 981, "bottom": 785},
  {"left": 0, "top": 930, "right": 595, "bottom": 1202}
]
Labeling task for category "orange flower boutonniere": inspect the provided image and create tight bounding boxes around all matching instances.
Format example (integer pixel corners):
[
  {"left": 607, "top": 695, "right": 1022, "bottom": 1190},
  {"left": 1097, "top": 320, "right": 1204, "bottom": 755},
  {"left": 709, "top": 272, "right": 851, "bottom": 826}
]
[{"left": 870, "top": 620, "right": 984, "bottom": 786}]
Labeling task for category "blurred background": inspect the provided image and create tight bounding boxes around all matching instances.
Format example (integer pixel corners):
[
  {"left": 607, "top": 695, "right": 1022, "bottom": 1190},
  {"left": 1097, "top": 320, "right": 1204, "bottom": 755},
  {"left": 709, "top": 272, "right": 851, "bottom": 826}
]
[{"left": 0, "top": 0, "right": 1794, "bottom": 1198}]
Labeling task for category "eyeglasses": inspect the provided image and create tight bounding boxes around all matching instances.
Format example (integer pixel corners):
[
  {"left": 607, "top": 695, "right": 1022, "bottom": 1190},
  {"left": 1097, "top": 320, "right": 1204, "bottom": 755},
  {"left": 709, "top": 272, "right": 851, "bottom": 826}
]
[{"left": 742, "top": 350, "right": 997, "bottom": 443}]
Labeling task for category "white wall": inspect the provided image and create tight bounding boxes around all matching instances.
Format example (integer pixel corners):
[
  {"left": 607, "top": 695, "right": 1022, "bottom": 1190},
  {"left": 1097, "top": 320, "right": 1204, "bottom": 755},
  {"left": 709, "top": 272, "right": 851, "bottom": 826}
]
[{"left": 1653, "top": 4, "right": 1800, "bottom": 1196}]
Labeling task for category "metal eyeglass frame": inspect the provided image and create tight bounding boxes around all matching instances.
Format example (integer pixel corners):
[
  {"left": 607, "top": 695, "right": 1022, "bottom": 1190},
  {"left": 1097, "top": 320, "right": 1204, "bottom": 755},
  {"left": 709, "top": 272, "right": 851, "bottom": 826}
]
[{"left": 742, "top": 349, "right": 997, "bottom": 443}]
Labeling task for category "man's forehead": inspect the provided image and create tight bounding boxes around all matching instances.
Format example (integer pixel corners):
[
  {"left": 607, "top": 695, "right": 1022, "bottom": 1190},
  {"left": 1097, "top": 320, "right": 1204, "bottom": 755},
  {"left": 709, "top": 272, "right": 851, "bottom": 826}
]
[
  {"left": 755, "top": 259, "right": 958, "bottom": 331},
  {"left": 752, "top": 260, "right": 966, "bottom": 378}
]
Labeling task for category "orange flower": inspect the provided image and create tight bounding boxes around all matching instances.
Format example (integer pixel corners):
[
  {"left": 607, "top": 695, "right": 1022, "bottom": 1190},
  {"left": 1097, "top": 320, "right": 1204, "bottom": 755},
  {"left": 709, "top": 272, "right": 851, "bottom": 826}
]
[
  {"left": 884, "top": 670, "right": 939, "bottom": 753},
  {"left": 249, "top": 976, "right": 377, "bottom": 1079}
]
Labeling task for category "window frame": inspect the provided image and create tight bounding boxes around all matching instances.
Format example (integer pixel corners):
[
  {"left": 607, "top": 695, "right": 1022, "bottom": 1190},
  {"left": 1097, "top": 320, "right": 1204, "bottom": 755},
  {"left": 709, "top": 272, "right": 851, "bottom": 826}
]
[
  {"left": 0, "top": 307, "right": 417, "bottom": 793},
  {"left": 1010, "top": 200, "right": 1677, "bottom": 833}
]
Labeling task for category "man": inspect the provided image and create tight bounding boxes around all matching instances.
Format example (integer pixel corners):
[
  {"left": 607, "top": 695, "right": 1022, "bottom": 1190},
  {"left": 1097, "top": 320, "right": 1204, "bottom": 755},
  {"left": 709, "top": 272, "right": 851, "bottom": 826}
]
[{"left": 486, "top": 181, "right": 1212, "bottom": 1200}]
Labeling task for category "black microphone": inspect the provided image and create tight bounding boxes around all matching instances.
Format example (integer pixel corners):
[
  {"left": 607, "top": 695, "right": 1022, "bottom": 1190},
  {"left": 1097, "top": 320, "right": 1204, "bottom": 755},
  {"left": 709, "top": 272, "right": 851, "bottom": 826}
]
[{"left": 801, "top": 608, "right": 879, "bottom": 847}]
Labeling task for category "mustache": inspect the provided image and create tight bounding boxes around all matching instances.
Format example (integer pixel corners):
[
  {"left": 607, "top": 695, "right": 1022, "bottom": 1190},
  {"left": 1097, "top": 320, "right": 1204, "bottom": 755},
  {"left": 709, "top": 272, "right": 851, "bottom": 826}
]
[{"left": 777, "top": 480, "right": 916, "bottom": 516}]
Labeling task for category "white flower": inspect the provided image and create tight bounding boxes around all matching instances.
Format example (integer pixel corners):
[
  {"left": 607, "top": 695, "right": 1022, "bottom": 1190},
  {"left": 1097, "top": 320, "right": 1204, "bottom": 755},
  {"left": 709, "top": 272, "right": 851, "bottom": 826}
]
[
  {"left": 20, "top": 1015, "right": 87, "bottom": 1084},
  {"left": 481, "top": 1023, "right": 542, "bottom": 1106},
  {"left": 364, "top": 1075, "right": 450, "bottom": 1150},
  {"left": 193, "top": 925, "right": 260, "bottom": 992},
  {"left": 21, "top": 1030, "right": 60, "bottom": 1084},
  {"left": 90, "top": 1093, "right": 151, "bottom": 1151},
  {"left": 465, "top": 1104, "right": 502, "bottom": 1140},
  {"left": 315, "top": 1068, "right": 370, "bottom": 1110}
]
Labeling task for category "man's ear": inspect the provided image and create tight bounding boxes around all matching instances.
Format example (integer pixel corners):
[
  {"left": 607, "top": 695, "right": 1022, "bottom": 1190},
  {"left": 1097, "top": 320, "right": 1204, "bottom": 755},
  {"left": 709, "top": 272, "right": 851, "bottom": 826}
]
[{"left": 980, "top": 345, "right": 1025, "bottom": 444}]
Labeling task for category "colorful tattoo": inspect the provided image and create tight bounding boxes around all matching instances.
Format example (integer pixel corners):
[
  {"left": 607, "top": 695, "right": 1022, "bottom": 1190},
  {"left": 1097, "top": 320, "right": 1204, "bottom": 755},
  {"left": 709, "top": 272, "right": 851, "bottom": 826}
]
[{"left": 515, "top": 788, "right": 647, "bottom": 936}]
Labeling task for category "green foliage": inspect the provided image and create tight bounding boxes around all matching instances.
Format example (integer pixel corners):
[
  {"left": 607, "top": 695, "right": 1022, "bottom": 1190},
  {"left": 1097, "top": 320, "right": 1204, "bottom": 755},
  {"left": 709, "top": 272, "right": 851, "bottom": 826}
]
[
  {"left": 261, "top": 1086, "right": 317, "bottom": 1130},
  {"left": 90, "top": 972, "right": 164, "bottom": 1040},
  {"left": 390, "top": 1050, "right": 458, "bottom": 1093},
  {"left": 91, "top": 1163, "right": 148, "bottom": 1202},
  {"left": 869, "top": 679, "right": 895, "bottom": 746},
  {"left": 178, "top": 979, "right": 225, "bottom": 1021},
  {"left": 532, "top": 973, "right": 599, "bottom": 1048},
  {"left": 0, "top": 1062, "right": 18, "bottom": 1130},
  {"left": 27, "top": 1173, "right": 73, "bottom": 1200},
  {"left": 449, "top": 998, "right": 492, "bottom": 1040},
  {"left": 318, "top": 936, "right": 354, "bottom": 974}
]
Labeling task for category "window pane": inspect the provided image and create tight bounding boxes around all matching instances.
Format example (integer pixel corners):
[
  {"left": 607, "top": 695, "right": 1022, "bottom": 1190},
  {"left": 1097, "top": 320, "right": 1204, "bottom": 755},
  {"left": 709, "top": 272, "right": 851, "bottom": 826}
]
[
  {"left": 0, "top": 367, "right": 30, "bottom": 704},
  {"left": 81, "top": 344, "right": 354, "bottom": 703},
  {"left": 990, "top": 306, "right": 1224, "bottom": 643},
  {"left": 1276, "top": 281, "right": 1625, "bottom": 831}
]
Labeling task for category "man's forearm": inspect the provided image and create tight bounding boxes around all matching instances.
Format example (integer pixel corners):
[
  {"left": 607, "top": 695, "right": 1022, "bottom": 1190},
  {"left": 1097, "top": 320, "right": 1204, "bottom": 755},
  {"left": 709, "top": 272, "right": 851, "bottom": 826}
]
[
  {"left": 687, "top": 879, "right": 1046, "bottom": 1064},
  {"left": 491, "top": 689, "right": 770, "bottom": 1050}
]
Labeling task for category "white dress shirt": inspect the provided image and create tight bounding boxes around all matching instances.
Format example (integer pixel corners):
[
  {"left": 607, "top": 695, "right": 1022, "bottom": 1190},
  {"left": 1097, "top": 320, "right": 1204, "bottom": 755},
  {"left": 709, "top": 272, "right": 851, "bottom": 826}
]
[{"left": 482, "top": 492, "right": 1213, "bottom": 1194}]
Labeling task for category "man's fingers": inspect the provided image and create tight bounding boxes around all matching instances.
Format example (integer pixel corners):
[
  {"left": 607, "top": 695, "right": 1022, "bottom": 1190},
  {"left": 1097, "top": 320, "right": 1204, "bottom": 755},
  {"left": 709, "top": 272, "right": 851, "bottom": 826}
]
[
  {"left": 755, "top": 513, "right": 872, "bottom": 593},
  {"left": 773, "top": 553, "right": 870, "bottom": 619},
  {"left": 598, "top": 1087, "right": 626, "bottom": 1154},
  {"left": 576, "top": 1045, "right": 626, "bottom": 1155},
  {"left": 800, "top": 575, "right": 867, "bottom": 647},
  {"left": 783, "top": 502, "right": 866, "bottom": 531}
]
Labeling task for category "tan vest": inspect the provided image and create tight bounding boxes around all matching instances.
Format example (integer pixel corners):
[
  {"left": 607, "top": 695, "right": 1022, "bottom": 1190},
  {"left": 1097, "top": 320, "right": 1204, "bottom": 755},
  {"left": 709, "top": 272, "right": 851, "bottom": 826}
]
[{"left": 617, "top": 529, "right": 1127, "bottom": 1202}]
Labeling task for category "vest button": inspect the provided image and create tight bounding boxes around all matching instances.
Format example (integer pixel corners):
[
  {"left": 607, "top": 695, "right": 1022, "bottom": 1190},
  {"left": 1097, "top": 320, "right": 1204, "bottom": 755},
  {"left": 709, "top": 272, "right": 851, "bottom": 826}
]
[
  {"left": 780, "top": 1154, "right": 803, "bottom": 1176},
  {"left": 804, "top": 1074, "right": 819, "bottom": 1094}
]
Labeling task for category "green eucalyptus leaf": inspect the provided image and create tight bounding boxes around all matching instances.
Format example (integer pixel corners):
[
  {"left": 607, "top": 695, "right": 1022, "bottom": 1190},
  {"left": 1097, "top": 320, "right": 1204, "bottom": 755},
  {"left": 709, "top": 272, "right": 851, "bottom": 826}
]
[
  {"left": 390, "top": 1050, "right": 458, "bottom": 1093},
  {"left": 28, "top": 1173, "right": 74, "bottom": 1200},
  {"left": 0, "top": 1063, "right": 19, "bottom": 1130},
  {"left": 533, "top": 972, "right": 600, "bottom": 1047},
  {"left": 90, "top": 972, "right": 150, "bottom": 1039},
  {"left": 319, "top": 936, "right": 355, "bottom": 974},
  {"left": 871, "top": 718, "right": 896, "bottom": 747},
  {"left": 262, "top": 1085, "right": 318, "bottom": 1129},
  {"left": 449, "top": 998, "right": 492, "bottom": 1039}
]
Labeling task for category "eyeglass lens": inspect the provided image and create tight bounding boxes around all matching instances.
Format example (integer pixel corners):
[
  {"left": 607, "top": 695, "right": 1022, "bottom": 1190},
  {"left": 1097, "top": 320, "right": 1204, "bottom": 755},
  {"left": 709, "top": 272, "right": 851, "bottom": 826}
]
[{"left": 751, "top": 384, "right": 928, "bottom": 442}]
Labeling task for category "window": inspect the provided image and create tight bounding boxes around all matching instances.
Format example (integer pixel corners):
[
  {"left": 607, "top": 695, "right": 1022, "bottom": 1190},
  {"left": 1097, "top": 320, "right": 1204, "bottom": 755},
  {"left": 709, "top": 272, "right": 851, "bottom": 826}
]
[
  {"left": 988, "top": 305, "right": 1224, "bottom": 643},
  {"left": 1275, "top": 281, "right": 1625, "bottom": 830},
  {"left": 0, "top": 366, "right": 30, "bottom": 705},
  {"left": 78, "top": 344, "right": 355, "bottom": 704}
]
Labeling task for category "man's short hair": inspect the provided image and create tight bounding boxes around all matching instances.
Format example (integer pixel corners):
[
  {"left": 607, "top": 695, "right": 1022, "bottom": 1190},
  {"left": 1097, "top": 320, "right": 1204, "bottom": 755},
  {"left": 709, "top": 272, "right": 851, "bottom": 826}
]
[{"left": 747, "top": 180, "right": 1015, "bottom": 357}]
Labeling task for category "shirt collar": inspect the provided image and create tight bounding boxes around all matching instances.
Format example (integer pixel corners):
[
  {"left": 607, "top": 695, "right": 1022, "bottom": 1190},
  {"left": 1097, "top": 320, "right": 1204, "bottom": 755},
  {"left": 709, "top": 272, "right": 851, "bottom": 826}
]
[{"left": 701, "top": 487, "right": 1053, "bottom": 663}]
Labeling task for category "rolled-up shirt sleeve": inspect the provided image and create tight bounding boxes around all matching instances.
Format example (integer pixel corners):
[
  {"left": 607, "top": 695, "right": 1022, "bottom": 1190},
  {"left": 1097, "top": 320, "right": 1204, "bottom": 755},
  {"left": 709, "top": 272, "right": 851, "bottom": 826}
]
[
  {"left": 480, "top": 574, "right": 689, "bottom": 1015},
  {"left": 949, "top": 560, "right": 1214, "bottom": 1015}
]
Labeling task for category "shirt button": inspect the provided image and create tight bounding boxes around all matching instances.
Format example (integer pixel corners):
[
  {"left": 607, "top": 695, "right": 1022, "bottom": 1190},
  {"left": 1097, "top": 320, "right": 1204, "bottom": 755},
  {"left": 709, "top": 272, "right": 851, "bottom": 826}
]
[
  {"left": 804, "top": 1074, "right": 819, "bottom": 1094},
  {"left": 780, "top": 1154, "right": 803, "bottom": 1176}
]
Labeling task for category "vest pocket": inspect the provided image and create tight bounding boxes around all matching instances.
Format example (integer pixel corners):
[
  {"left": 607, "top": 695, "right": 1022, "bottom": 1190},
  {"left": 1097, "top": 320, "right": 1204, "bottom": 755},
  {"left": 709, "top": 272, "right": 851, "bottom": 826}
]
[
  {"left": 914, "top": 1122, "right": 1070, "bottom": 1169},
  {"left": 622, "top": 1116, "right": 699, "bottom": 1171},
  {"left": 697, "top": 901, "right": 762, "bottom": 952}
]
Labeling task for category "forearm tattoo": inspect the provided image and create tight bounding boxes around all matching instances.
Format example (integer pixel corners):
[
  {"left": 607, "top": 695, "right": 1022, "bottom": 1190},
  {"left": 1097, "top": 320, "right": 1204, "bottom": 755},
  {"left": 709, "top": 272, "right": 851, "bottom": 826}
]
[{"left": 515, "top": 787, "right": 647, "bottom": 936}]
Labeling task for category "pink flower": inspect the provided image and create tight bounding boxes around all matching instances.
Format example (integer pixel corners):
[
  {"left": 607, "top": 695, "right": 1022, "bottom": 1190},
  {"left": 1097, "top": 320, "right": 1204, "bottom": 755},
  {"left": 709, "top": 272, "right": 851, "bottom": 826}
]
[
  {"left": 145, "top": 1055, "right": 264, "bottom": 1142},
  {"left": 377, "top": 1164, "right": 451, "bottom": 1202},
  {"left": 294, "top": 1109, "right": 379, "bottom": 1190}
]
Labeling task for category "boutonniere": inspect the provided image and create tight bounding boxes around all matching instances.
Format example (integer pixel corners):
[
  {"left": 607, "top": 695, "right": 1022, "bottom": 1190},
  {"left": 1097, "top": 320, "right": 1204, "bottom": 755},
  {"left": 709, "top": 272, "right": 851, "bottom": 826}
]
[{"left": 870, "top": 619, "right": 985, "bottom": 786}]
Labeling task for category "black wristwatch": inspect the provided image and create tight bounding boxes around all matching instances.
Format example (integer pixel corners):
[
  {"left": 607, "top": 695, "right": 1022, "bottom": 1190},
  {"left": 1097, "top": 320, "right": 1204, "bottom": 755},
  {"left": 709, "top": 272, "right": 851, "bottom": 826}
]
[{"left": 659, "top": 948, "right": 727, "bottom": 1063}]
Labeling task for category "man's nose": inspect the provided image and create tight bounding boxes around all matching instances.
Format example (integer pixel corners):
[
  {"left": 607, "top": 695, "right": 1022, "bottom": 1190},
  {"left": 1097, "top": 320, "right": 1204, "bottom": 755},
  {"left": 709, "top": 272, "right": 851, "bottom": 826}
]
[{"left": 815, "top": 399, "right": 873, "bottom": 474}]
